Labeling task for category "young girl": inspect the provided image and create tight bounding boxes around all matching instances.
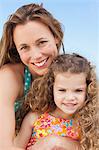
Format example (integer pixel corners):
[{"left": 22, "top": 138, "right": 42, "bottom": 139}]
[{"left": 14, "top": 53, "right": 98, "bottom": 150}]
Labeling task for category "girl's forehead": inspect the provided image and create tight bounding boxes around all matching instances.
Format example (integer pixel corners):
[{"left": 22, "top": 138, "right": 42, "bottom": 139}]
[
  {"left": 54, "top": 70, "right": 86, "bottom": 76},
  {"left": 54, "top": 72, "right": 87, "bottom": 85}
]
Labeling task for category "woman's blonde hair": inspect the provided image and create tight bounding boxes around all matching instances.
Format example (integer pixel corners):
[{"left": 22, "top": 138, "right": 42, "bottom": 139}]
[
  {"left": 25, "top": 53, "right": 98, "bottom": 149},
  {"left": 0, "top": 3, "right": 63, "bottom": 67}
]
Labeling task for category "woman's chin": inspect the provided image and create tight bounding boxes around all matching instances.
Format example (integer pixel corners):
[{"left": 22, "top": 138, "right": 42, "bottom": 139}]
[
  {"left": 29, "top": 65, "right": 48, "bottom": 76},
  {"left": 34, "top": 69, "right": 48, "bottom": 76}
]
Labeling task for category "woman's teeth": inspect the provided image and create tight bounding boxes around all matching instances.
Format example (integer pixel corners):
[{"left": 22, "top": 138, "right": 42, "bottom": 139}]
[{"left": 34, "top": 58, "right": 47, "bottom": 67}]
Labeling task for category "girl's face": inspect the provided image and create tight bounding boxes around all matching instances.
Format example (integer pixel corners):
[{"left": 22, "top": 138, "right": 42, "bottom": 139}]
[
  {"left": 53, "top": 72, "right": 87, "bottom": 118},
  {"left": 13, "top": 21, "right": 58, "bottom": 76}
]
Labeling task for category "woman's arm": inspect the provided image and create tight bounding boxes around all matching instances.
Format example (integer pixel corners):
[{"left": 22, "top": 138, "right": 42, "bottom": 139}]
[{"left": 0, "top": 64, "right": 23, "bottom": 149}]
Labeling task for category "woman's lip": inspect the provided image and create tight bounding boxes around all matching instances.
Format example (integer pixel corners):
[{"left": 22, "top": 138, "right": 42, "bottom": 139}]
[{"left": 32, "top": 57, "right": 49, "bottom": 68}]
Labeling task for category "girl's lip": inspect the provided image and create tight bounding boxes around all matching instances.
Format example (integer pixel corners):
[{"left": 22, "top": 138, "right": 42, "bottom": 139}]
[
  {"left": 32, "top": 57, "right": 49, "bottom": 68},
  {"left": 63, "top": 103, "right": 77, "bottom": 107}
]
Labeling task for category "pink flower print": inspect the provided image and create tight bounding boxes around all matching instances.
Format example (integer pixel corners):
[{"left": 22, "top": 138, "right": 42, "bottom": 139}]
[
  {"left": 52, "top": 125, "right": 62, "bottom": 133},
  {"left": 40, "top": 119, "right": 51, "bottom": 128}
]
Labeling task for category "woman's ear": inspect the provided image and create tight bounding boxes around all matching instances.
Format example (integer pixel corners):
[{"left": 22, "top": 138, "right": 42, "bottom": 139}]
[
  {"left": 55, "top": 37, "right": 59, "bottom": 45},
  {"left": 55, "top": 38, "right": 59, "bottom": 49}
]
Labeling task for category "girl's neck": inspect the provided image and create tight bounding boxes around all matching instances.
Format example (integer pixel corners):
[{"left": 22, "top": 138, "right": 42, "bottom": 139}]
[{"left": 50, "top": 108, "right": 74, "bottom": 120}]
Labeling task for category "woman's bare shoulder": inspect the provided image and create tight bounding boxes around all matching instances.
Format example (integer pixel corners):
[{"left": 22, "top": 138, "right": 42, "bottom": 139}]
[
  {"left": 0, "top": 63, "right": 24, "bottom": 100},
  {"left": 0, "top": 63, "right": 24, "bottom": 75}
]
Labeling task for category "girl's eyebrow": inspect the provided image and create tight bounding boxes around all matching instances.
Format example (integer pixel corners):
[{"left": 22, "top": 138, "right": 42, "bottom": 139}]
[
  {"left": 75, "top": 85, "right": 87, "bottom": 89},
  {"left": 56, "top": 86, "right": 66, "bottom": 89}
]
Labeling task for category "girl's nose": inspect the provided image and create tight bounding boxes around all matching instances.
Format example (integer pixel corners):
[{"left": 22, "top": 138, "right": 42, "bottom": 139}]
[{"left": 64, "top": 92, "right": 76, "bottom": 101}]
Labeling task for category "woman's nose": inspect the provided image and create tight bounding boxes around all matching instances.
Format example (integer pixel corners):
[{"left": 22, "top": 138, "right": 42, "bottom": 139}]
[{"left": 30, "top": 47, "right": 42, "bottom": 61}]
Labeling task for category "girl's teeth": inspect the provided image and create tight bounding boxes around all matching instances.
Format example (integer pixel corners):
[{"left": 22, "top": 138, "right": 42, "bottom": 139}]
[{"left": 34, "top": 59, "right": 47, "bottom": 67}]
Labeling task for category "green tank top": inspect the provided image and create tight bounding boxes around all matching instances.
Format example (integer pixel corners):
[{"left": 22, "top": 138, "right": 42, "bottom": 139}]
[{"left": 14, "top": 67, "right": 32, "bottom": 112}]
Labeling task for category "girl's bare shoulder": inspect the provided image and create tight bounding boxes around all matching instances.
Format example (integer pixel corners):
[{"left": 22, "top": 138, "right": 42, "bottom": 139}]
[{"left": 24, "top": 111, "right": 41, "bottom": 127}]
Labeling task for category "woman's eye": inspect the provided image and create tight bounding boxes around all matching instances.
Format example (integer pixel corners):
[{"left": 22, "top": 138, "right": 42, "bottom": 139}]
[
  {"left": 20, "top": 45, "right": 28, "bottom": 51},
  {"left": 39, "top": 41, "right": 48, "bottom": 46}
]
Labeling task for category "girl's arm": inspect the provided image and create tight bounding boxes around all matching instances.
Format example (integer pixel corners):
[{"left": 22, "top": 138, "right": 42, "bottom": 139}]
[
  {"left": 29, "top": 135, "right": 81, "bottom": 150},
  {"left": 3, "top": 147, "right": 24, "bottom": 150},
  {"left": 0, "top": 64, "right": 23, "bottom": 149},
  {"left": 14, "top": 111, "right": 38, "bottom": 149}
]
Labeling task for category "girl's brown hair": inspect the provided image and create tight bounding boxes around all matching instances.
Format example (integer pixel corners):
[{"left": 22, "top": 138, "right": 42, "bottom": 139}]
[
  {"left": 0, "top": 3, "right": 63, "bottom": 67},
  {"left": 25, "top": 53, "right": 98, "bottom": 149}
]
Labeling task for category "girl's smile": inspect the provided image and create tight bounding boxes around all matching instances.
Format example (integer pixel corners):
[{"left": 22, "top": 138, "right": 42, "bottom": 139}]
[{"left": 53, "top": 72, "right": 87, "bottom": 118}]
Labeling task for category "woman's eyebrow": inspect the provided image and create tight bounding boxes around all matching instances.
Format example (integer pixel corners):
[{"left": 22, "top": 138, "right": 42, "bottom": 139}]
[{"left": 18, "top": 43, "right": 27, "bottom": 48}]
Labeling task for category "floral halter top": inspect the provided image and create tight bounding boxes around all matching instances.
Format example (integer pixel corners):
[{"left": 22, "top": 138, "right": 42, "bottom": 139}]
[{"left": 27, "top": 112, "right": 81, "bottom": 149}]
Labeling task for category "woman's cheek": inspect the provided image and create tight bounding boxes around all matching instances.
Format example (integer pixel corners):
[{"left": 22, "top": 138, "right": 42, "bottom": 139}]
[
  {"left": 19, "top": 53, "right": 29, "bottom": 65},
  {"left": 43, "top": 44, "right": 58, "bottom": 57}
]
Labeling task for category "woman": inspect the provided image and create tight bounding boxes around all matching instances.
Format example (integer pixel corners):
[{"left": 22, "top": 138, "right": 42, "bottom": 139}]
[{"left": 0, "top": 3, "right": 80, "bottom": 150}]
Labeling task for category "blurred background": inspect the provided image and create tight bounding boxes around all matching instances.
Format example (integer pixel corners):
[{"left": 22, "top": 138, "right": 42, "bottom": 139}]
[{"left": 0, "top": 0, "right": 99, "bottom": 78}]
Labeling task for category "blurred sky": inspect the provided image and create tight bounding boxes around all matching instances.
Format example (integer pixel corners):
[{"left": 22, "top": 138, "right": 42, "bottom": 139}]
[{"left": 0, "top": 0, "right": 99, "bottom": 78}]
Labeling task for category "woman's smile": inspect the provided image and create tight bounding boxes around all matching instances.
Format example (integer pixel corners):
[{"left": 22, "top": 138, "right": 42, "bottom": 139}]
[
  {"left": 32, "top": 57, "right": 49, "bottom": 68},
  {"left": 13, "top": 21, "right": 58, "bottom": 75}
]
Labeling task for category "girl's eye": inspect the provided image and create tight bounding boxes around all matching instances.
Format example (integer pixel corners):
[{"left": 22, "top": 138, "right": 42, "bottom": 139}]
[
  {"left": 75, "top": 89, "right": 83, "bottom": 92},
  {"left": 58, "top": 89, "right": 66, "bottom": 92}
]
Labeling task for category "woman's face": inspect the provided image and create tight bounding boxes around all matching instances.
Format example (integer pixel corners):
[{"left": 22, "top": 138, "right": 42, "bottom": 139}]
[{"left": 13, "top": 21, "right": 58, "bottom": 76}]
